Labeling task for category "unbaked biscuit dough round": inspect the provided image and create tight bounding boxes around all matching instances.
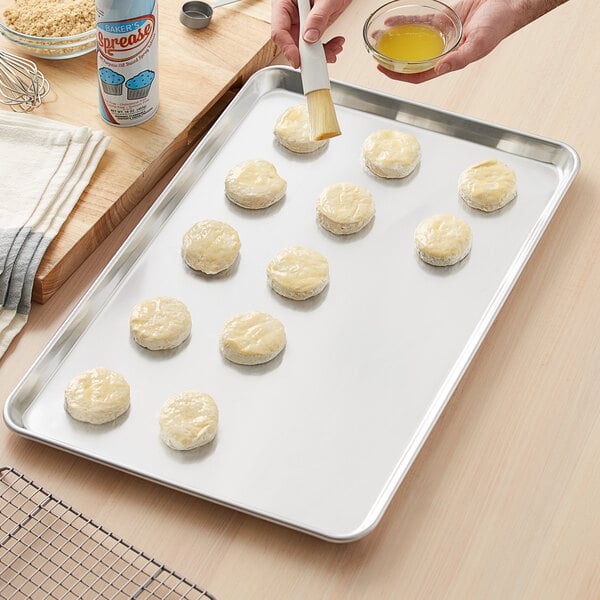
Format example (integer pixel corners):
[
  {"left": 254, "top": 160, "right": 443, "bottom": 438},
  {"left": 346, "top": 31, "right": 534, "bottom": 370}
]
[
  {"left": 130, "top": 296, "right": 192, "bottom": 351},
  {"left": 267, "top": 245, "right": 329, "bottom": 300},
  {"left": 459, "top": 159, "right": 517, "bottom": 212},
  {"left": 182, "top": 219, "right": 240, "bottom": 274},
  {"left": 225, "top": 159, "right": 287, "bottom": 209},
  {"left": 414, "top": 214, "right": 472, "bottom": 266},
  {"left": 274, "top": 104, "right": 328, "bottom": 153},
  {"left": 220, "top": 311, "right": 286, "bottom": 365},
  {"left": 64, "top": 368, "right": 130, "bottom": 425},
  {"left": 159, "top": 391, "right": 219, "bottom": 451},
  {"left": 362, "top": 129, "right": 421, "bottom": 178},
  {"left": 317, "top": 182, "right": 375, "bottom": 235}
]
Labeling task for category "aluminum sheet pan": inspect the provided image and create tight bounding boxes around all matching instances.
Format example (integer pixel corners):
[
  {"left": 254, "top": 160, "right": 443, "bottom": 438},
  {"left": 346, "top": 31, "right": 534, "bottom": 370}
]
[{"left": 4, "top": 66, "right": 579, "bottom": 542}]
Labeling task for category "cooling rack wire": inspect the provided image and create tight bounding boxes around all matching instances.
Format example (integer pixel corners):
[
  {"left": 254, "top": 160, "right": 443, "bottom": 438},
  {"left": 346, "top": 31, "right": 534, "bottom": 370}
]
[{"left": 0, "top": 466, "right": 216, "bottom": 599}]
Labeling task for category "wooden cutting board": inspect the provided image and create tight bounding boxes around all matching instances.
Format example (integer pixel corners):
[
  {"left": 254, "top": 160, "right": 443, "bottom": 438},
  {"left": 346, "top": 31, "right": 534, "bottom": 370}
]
[{"left": 0, "top": 0, "right": 276, "bottom": 303}]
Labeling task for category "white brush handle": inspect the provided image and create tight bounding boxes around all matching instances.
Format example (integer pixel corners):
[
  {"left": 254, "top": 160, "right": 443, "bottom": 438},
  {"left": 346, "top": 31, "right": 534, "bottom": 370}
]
[
  {"left": 297, "top": 0, "right": 330, "bottom": 93},
  {"left": 211, "top": 0, "right": 243, "bottom": 9}
]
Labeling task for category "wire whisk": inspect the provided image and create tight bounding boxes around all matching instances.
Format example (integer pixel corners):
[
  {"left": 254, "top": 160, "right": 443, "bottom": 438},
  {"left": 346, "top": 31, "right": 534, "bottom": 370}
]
[{"left": 0, "top": 49, "right": 50, "bottom": 112}]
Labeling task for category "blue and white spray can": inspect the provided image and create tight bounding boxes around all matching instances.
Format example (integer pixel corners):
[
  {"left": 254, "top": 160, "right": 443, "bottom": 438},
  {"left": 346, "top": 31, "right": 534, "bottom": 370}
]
[{"left": 96, "top": 0, "right": 159, "bottom": 126}]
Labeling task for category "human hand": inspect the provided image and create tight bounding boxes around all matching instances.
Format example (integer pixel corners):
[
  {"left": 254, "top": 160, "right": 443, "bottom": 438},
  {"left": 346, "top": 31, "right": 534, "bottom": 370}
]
[
  {"left": 271, "top": 0, "right": 351, "bottom": 69},
  {"left": 378, "top": 0, "right": 568, "bottom": 83}
]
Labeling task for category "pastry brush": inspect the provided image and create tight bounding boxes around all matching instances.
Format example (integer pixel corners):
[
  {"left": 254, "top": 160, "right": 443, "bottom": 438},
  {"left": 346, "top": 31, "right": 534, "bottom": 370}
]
[{"left": 297, "top": 0, "right": 341, "bottom": 141}]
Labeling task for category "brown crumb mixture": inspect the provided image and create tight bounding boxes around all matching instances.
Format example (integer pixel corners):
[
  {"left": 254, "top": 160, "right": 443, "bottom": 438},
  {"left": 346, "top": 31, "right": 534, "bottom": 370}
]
[{"left": 3, "top": 0, "right": 95, "bottom": 37}]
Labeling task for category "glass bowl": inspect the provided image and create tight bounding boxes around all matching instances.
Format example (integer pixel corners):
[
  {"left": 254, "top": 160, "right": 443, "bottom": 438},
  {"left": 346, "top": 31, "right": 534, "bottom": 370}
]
[
  {"left": 363, "top": 0, "right": 462, "bottom": 74},
  {"left": 0, "top": 0, "right": 95, "bottom": 60}
]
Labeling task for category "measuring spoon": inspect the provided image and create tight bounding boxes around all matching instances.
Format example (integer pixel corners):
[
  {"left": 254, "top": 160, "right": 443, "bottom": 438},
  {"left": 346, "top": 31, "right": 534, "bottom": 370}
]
[{"left": 180, "top": 0, "right": 244, "bottom": 29}]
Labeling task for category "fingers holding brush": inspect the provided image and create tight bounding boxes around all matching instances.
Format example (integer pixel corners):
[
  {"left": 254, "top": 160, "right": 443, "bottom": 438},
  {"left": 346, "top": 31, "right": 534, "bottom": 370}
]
[
  {"left": 271, "top": 0, "right": 349, "bottom": 67},
  {"left": 300, "top": 0, "right": 353, "bottom": 43},
  {"left": 271, "top": 0, "right": 302, "bottom": 67},
  {"left": 322, "top": 35, "right": 345, "bottom": 63}
]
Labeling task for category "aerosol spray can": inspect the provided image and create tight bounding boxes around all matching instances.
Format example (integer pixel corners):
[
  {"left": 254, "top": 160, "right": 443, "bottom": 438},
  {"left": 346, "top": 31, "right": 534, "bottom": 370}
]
[{"left": 96, "top": 0, "right": 159, "bottom": 126}]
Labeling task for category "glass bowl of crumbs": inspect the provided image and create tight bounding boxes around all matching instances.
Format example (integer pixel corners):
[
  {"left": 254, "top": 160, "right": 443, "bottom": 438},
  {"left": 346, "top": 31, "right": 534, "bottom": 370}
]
[{"left": 0, "top": 0, "right": 96, "bottom": 60}]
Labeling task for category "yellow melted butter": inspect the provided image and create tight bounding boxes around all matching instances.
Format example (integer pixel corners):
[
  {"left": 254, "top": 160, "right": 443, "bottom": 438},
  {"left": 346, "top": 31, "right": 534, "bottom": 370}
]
[{"left": 376, "top": 24, "right": 445, "bottom": 62}]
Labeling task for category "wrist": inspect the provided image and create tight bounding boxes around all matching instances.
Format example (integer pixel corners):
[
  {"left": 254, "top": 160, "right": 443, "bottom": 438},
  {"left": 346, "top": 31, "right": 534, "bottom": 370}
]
[{"left": 510, "top": 0, "right": 568, "bottom": 30}]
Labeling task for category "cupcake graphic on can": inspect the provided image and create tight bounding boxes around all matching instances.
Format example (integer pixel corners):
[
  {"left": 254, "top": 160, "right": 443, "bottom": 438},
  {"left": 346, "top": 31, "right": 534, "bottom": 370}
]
[
  {"left": 99, "top": 67, "right": 125, "bottom": 95},
  {"left": 125, "top": 70, "right": 156, "bottom": 100}
]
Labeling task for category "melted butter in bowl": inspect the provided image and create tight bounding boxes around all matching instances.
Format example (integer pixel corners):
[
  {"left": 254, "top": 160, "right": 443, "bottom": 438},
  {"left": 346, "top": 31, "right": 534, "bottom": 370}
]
[{"left": 363, "top": 0, "right": 462, "bottom": 74}]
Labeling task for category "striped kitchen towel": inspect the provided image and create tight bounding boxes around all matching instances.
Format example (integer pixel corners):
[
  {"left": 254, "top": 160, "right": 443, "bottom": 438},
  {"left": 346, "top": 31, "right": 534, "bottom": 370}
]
[{"left": 0, "top": 111, "right": 111, "bottom": 359}]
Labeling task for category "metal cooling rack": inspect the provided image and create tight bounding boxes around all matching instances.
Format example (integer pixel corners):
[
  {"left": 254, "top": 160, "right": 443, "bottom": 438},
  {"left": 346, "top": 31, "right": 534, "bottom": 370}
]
[{"left": 0, "top": 466, "right": 216, "bottom": 599}]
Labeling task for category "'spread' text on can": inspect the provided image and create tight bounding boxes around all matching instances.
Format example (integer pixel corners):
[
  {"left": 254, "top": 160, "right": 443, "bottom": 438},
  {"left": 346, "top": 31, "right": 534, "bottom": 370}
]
[{"left": 96, "top": 0, "right": 159, "bottom": 127}]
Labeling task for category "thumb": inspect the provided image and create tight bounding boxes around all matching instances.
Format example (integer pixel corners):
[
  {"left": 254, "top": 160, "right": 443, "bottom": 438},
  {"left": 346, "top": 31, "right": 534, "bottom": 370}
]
[
  {"left": 434, "top": 61, "right": 453, "bottom": 76},
  {"left": 435, "top": 34, "right": 500, "bottom": 75},
  {"left": 302, "top": 0, "right": 334, "bottom": 43},
  {"left": 433, "top": 47, "right": 472, "bottom": 76}
]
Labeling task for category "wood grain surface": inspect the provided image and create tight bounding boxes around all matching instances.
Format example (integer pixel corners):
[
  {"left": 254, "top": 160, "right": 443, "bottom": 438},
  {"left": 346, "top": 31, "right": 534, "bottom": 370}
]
[
  {"left": 0, "top": 0, "right": 275, "bottom": 303},
  {"left": 1, "top": 0, "right": 600, "bottom": 598}
]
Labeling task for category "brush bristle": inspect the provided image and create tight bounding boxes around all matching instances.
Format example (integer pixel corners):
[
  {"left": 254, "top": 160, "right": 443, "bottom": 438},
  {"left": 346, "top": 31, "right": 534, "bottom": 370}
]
[{"left": 306, "top": 89, "right": 341, "bottom": 141}]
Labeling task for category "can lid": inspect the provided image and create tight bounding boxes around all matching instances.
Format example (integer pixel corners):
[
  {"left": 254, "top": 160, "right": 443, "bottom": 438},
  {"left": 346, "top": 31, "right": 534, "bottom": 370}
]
[{"left": 180, "top": 1, "right": 213, "bottom": 29}]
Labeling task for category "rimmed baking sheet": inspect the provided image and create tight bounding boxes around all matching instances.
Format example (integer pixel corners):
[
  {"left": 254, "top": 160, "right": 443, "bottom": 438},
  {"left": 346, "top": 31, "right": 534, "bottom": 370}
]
[{"left": 4, "top": 66, "right": 579, "bottom": 542}]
